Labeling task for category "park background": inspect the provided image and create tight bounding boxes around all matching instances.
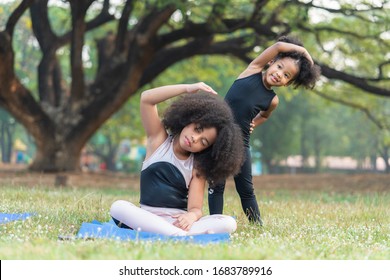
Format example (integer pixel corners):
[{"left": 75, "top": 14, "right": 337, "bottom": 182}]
[{"left": 0, "top": 0, "right": 389, "bottom": 260}]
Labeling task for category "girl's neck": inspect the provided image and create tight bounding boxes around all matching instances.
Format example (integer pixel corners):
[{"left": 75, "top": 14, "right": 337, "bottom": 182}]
[
  {"left": 172, "top": 136, "right": 191, "bottom": 160},
  {"left": 261, "top": 71, "right": 272, "bottom": 90}
]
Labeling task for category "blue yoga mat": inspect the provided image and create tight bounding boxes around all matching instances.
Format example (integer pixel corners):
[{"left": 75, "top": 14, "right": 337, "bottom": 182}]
[
  {"left": 76, "top": 219, "right": 231, "bottom": 244},
  {"left": 0, "top": 213, "right": 35, "bottom": 224}
]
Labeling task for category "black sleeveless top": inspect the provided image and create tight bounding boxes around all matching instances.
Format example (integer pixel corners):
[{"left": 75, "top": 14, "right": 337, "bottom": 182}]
[
  {"left": 139, "top": 136, "right": 193, "bottom": 210},
  {"left": 225, "top": 72, "right": 276, "bottom": 145}
]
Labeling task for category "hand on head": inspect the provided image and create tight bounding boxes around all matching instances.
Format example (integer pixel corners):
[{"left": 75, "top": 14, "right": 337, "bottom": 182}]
[{"left": 186, "top": 82, "right": 218, "bottom": 95}]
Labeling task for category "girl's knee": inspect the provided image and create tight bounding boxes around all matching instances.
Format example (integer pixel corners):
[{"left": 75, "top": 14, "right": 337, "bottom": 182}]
[
  {"left": 224, "top": 216, "right": 237, "bottom": 233},
  {"left": 110, "top": 200, "right": 132, "bottom": 217},
  {"left": 212, "top": 215, "right": 237, "bottom": 233}
]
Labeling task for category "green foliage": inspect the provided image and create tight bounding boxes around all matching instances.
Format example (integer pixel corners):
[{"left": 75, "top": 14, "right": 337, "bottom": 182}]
[
  {"left": 150, "top": 54, "right": 241, "bottom": 95},
  {"left": 47, "top": 2, "right": 71, "bottom": 36},
  {"left": 0, "top": 1, "right": 17, "bottom": 29},
  {"left": 11, "top": 9, "right": 39, "bottom": 98},
  {"left": 253, "top": 85, "right": 390, "bottom": 172}
]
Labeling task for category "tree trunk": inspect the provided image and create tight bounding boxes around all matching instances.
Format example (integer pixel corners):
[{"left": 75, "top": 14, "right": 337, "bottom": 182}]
[
  {"left": 30, "top": 144, "right": 81, "bottom": 172},
  {"left": 313, "top": 134, "right": 322, "bottom": 173},
  {"left": 300, "top": 120, "right": 310, "bottom": 170},
  {"left": 27, "top": 128, "right": 79, "bottom": 171},
  {"left": 1, "top": 122, "right": 13, "bottom": 163},
  {"left": 380, "top": 147, "right": 390, "bottom": 174}
]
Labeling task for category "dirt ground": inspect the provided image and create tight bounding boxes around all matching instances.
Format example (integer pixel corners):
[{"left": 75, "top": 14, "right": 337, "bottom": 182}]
[{"left": 0, "top": 164, "right": 388, "bottom": 193}]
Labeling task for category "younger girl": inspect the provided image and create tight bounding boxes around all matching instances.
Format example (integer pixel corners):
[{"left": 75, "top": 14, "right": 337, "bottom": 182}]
[
  {"left": 110, "top": 82, "right": 244, "bottom": 236},
  {"left": 208, "top": 36, "right": 322, "bottom": 225}
]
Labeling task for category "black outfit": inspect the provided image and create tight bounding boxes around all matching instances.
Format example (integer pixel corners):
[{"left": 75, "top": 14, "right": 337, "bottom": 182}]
[
  {"left": 140, "top": 135, "right": 193, "bottom": 211},
  {"left": 208, "top": 72, "right": 276, "bottom": 224}
]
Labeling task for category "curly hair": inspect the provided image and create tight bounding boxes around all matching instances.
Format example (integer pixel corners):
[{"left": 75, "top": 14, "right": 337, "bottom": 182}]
[
  {"left": 274, "top": 35, "right": 321, "bottom": 89},
  {"left": 162, "top": 92, "right": 244, "bottom": 185}
]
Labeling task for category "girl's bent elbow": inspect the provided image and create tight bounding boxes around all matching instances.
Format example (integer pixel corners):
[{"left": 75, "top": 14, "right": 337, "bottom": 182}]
[{"left": 140, "top": 90, "right": 149, "bottom": 99}]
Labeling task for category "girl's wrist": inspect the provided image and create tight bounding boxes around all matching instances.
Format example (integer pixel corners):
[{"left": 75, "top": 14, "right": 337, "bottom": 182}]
[{"left": 188, "top": 209, "right": 202, "bottom": 220}]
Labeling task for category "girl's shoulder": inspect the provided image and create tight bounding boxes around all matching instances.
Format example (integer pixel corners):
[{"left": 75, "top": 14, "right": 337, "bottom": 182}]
[
  {"left": 144, "top": 133, "right": 170, "bottom": 161},
  {"left": 237, "top": 64, "right": 263, "bottom": 79},
  {"left": 269, "top": 95, "right": 279, "bottom": 110},
  {"left": 236, "top": 71, "right": 262, "bottom": 82}
]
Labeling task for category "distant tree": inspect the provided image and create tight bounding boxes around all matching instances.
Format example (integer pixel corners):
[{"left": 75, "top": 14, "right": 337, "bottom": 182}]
[
  {"left": 314, "top": 90, "right": 390, "bottom": 173},
  {"left": 88, "top": 93, "right": 143, "bottom": 171},
  {"left": 0, "top": 0, "right": 388, "bottom": 172},
  {"left": 0, "top": 109, "right": 16, "bottom": 163}
]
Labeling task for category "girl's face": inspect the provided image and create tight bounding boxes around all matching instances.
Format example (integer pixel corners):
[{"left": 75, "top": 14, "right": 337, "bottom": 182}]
[
  {"left": 177, "top": 123, "right": 217, "bottom": 154},
  {"left": 263, "top": 57, "right": 299, "bottom": 89}
]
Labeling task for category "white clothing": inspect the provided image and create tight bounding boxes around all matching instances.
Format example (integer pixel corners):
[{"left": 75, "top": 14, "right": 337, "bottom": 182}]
[{"left": 110, "top": 200, "right": 237, "bottom": 236}]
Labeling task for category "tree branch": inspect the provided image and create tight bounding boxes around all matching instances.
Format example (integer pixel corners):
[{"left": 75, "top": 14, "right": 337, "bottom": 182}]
[
  {"left": 298, "top": 23, "right": 383, "bottom": 41},
  {"left": 5, "top": 0, "right": 35, "bottom": 36},
  {"left": 68, "top": 0, "right": 94, "bottom": 102},
  {"left": 115, "top": 0, "right": 134, "bottom": 54},
  {"left": 378, "top": 61, "right": 390, "bottom": 80},
  {"left": 319, "top": 64, "right": 390, "bottom": 98},
  {"left": 30, "top": 0, "right": 58, "bottom": 50},
  {"left": 250, "top": 0, "right": 271, "bottom": 22},
  {"left": 126, "top": 4, "right": 177, "bottom": 67},
  {"left": 30, "top": 0, "right": 62, "bottom": 104},
  {"left": 140, "top": 36, "right": 251, "bottom": 86},
  {"left": 137, "top": 4, "right": 176, "bottom": 41},
  {"left": 312, "top": 89, "right": 388, "bottom": 130},
  {"left": 57, "top": 7, "right": 115, "bottom": 47},
  {"left": 289, "top": 0, "right": 385, "bottom": 21},
  {"left": 157, "top": 18, "right": 263, "bottom": 49}
]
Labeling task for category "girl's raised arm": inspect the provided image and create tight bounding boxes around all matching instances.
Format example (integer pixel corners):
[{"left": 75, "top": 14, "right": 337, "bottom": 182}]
[
  {"left": 240, "top": 42, "right": 313, "bottom": 78},
  {"left": 140, "top": 83, "right": 217, "bottom": 153}
]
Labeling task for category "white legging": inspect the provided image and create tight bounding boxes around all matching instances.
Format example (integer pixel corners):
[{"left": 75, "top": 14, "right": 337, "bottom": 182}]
[{"left": 110, "top": 200, "right": 237, "bottom": 236}]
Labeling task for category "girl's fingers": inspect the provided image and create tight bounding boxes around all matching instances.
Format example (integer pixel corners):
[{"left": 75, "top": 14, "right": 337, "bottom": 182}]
[{"left": 196, "top": 82, "right": 218, "bottom": 94}]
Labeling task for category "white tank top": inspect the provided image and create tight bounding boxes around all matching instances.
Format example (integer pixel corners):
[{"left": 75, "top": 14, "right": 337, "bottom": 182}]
[{"left": 142, "top": 135, "right": 194, "bottom": 187}]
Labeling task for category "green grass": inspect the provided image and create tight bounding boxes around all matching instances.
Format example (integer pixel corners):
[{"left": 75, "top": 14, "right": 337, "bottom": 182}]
[{"left": 0, "top": 182, "right": 389, "bottom": 260}]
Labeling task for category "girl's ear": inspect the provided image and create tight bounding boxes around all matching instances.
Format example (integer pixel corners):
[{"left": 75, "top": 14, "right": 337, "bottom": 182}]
[{"left": 264, "top": 60, "right": 274, "bottom": 70}]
